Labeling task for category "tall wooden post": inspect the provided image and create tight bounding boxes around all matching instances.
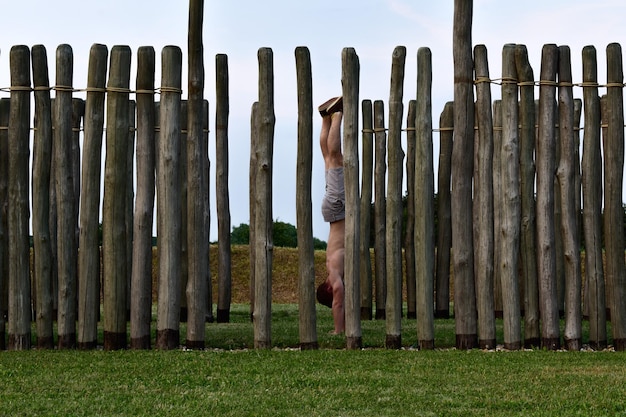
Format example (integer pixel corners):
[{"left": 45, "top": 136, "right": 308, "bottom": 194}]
[
  {"left": 581, "top": 45, "right": 606, "bottom": 350},
  {"left": 54, "top": 44, "right": 77, "bottom": 349},
  {"left": 404, "top": 99, "right": 416, "bottom": 320},
  {"left": 360, "top": 99, "right": 374, "bottom": 320},
  {"left": 215, "top": 53, "right": 232, "bottom": 324},
  {"left": 253, "top": 47, "right": 275, "bottom": 349},
  {"left": 342, "top": 47, "right": 362, "bottom": 350},
  {"left": 604, "top": 43, "right": 626, "bottom": 351},
  {"left": 186, "top": 0, "right": 208, "bottom": 348},
  {"left": 156, "top": 46, "right": 183, "bottom": 350},
  {"left": 373, "top": 100, "right": 386, "bottom": 321},
  {"left": 294, "top": 46, "right": 317, "bottom": 349},
  {"left": 492, "top": 100, "right": 503, "bottom": 318},
  {"left": 515, "top": 44, "right": 540, "bottom": 348},
  {"left": 78, "top": 44, "right": 108, "bottom": 349},
  {"left": 31, "top": 44, "right": 54, "bottom": 349},
  {"left": 536, "top": 44, "right": 560, "bottom": 350},
  {"left": 385, "top": 46, "right": 405, "bottom": 349},
  {"left": 103, "top": 45, "right": 132, "bottom": 350},
  {"left": 0, "top": 98, "right": 6, "bottom": 350},
  {"left": 7, "top": 45, "right": 31, "bottom": 350},
  {"left": 452, "top": 0, "right": 477, "bottom": 349},
  {"left": 130, "top": 46, "right": 156, "bottom": 349},
  {"left": 415, "top": 47, "right": 435, "bottom": 349},
  {"left": 435, "top": 102, "right": 453, "bottom": 319},
  {"left": 473, "top": 44, "right": 495, "bottom": 349},
  {"left": 248, "top": 101, "right": 259, "bottom": 322}
]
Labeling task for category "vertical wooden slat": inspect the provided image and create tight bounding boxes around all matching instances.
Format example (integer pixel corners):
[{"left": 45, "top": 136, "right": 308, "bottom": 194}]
[
  {"left": 31, "top": 44, "right": 54, "bottom": 349},
  {"left": 7, "top": 45, "right": 31, "bottom": 350},
  {"left": 253, "top": 47, "right": 275, "bottom": 349},
  {"left": 294, "top": 46, "right": 317, "bottom": 349},
  {"left": 473, "top": 44, "right": 495, "bottom": 349},
  {"left": 78, "top": 43, "right": 108, "bottom": 349},
  {"left": 581, "top": 45, "right": 606, "bottom": 350},
  {"left": 342, "top": 47, "right": 362, "bottom": 350},
  {"left": 373, "top": 100, "right": 386, "bottom": 321},
  {"left": 492, "top": 100, "right": 503, "bottom": 318},
  {"left": 248, "top": 101, "right": 258, "bottom": 322},
  {"left": 0, "top": 98, "right": 7, "bottom": 350},
  {"left": 130, "top": 46, "right": 155, "bottom": 349},
  {"left": 215, "top": 53, "right": 232, "bottom": 324},
  {"left": 360, "top": 99, "right": 374, "bottom": 320},
  {"left": 156, "top": 46, "right": 183, "bottom": 350},
  {"left": 54, "top": 44, "right": 77, "bottom": 349},
  {"left": 415, "top": 47, "right": 435, "bottom": 349}
]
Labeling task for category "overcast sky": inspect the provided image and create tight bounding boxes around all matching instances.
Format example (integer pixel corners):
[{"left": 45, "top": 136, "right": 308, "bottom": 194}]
[{"left": 1, "top": 0, "right": 625, "bottom": 241}]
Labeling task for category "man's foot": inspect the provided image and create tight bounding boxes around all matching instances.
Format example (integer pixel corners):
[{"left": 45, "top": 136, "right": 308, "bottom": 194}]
[
  {"left": 329, "top": 330, "right": 344, "bottom": 336},
  {"left": 318, "top": 96, "right": 343, "bottom": 116}
]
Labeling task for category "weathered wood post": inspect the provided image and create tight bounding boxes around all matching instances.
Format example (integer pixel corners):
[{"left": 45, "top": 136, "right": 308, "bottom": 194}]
[
  {"left": 0, "top": 98, "right": 9, "bottom": 348},
  {"left": 7, "top": 45, "right": 31, "bottom": 350},
  {"left": 385, "top": 45, "right": 405, "bottom": 349},
  {"left": 557, "top": 45, "right": 582, "bottom": 351},
  {"left": 215, "top": 53, "right": 232, "bottom": 324},
  {"left": 103, "top": 45, "right": 132, "bottom": 350},
  {"left": 253, "top": 47, "right": 275, "bottom": 349},
  {"left": 179, "top": 102, "right": 188, "bottom": 321},
  {"left": 249, "top": 101, "right": 259, "bottom": 322},
  {"left": 492, "top": 100, "right": 503, "bottom": 318},
  {"left": 500, "top": 44, "right": 522, "bottom": 350},
  {"left": 54, "top": 44, "right": 77, "bottom": 349},
  {"left": 156, "top": 45, "right": 183, "bottom": 349},
  {"left": 473, "top": 44, "right": 495, "bottom": 349},
  {"left": 515, "top": 44, "right": 540, "bottom": 348},
  {"left": 373, "top": 100, "right": 386, "bottom": 320},
  {"left": 31, "top": 44, "right": 54, "bottom": 349},
  {"left": 78, "top": 43, "right": 108, "bottom": 349},
  {"left": 452, "top": 0, "right": 477, "bottom": 349},
  {"left": 186, "top": 0, "right": 209, "bottom": 348},
  {"left": 342, "top": 47, "right": 362, "bottom": 349},
  {"left": 126, "top": 101, "right": 135, "bottom": 319},
  {"left": 204, "top": 99, "right": 213, "bottom": 323},
  {"left": 581, "top": 45, "right": 606, "bottom": 350},
  {"left": 294, "top": 46, "right": 317, "bottom": 349},
  {"left": 415, "top": 47, "right": 435, "bottom": 349},
  {"left": 604, "top": 43, "right": 626, "bottom": 351},
  {"left": 536, "top": 44, "right": 560, "bottom": 350},
  {"left": 435, "top": 101, "right": 453, "bottom": 319},
  {"left": 72, "top": 98, "right": 84, "bottom": 247},
  {"left": 360, "top": 99, "right": 374, "bottom": 320},
  {"left": 404, "top": 99, "right": 416, "bottom": 320},
  {"left": 130, "top": 46, "right": 156, "bottom": 349}
]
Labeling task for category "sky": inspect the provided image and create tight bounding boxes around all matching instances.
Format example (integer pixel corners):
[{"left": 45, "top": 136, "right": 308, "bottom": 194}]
[{"left": 1, "top": 0, "right": 625, "bottom": 242}]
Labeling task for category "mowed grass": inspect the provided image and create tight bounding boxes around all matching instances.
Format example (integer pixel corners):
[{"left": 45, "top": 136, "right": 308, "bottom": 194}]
[{"left": 1, "top": 305, "right": 626, "bottom": 416}]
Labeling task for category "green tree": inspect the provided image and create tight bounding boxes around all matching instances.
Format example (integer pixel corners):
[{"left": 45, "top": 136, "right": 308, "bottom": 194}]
[{"left": 230, "top": 221, "right": 327, "bottom": 250}]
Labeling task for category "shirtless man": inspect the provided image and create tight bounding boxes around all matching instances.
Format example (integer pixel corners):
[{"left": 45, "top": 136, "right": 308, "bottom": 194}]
[{"left": 317, "top": 96, "right": 345, "bottom": 335}]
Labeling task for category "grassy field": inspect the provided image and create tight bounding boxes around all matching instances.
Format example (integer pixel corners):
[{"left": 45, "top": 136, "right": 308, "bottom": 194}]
[{"left": 1, "top": 246, "right": 625, "bottom": 416}]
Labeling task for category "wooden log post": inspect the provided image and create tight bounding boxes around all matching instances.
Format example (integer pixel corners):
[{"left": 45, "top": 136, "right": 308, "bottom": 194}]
[
  {"left": 385, "top": 46, "right": 405, "bottom": 350},
  {"left": 604, "top": 43, "right": 626, "bottom": 351},
  {"left": 404, "top": 100, "right": 416, "bottom": 320},
  {"left": 179, "top": 101, "right": 188, "bottom": 321},
  {"left": 452, "top": 0, "right": 477, "bottom": 349},
  {"left": 31, "top": 44, "right": 54, "bottom": 349},
  {"left": 203, "top": 99, "right": 213, "bottom": 323},
  {"left": 435, "top": 101, "right": 453, "bottom": 319},
  {"left": 294, "top": 46, "right": 317, "bottom": 349},
  {"left": 7, "top": 45, "right": 31, "bottom": 350},
  {"left": 126, "top": 101, "right": 135, "bottom": 320},
  {"left": 54, "top": 44, "right": 77, "bottom": 349},
  {"left": 130, "top": 46, "right": 156, "bottom": 349},
  {"left": 78, "top": 43, "right": 108, "bottom": 349},
  {"left": 581, "top": 45, "right": 606, "bottom": 350},
  {"left": 415, "top": 47, "right": 435, "bottom": 349},
  {"left": 215, "top": 53, "right": 232, "bottom": 324},
  {"left": 472, "top": 44, "right": 495, "bottom": 349},
  {"left": 373, "top": 100, "right": 386, "bottom": 321},
  {"left": 515, "top": 44, "right": 540, "bottom": 348},
  {"left": 103, "top": 45, "right": 132, "bottom": 350},
  {"left": 156, "top": 46, "right": 183, "bottom": 349},
  {"left": 248, "top": 101, "right": 259, "bottom": 322},
  {"left": 536, "top": 44, "right": 560, "bottom": 350},
  {"left": 557, "top": 45, "right": 582, "bottom": 351},
  {"left": 186, "top": 0, "right": 209, "bottom": 348},
  {"left": 0, "top": 98, "right": 7, "bottom": 350},
  {"left": 72, "top": 98, "right": 84, "bottom": 246},
  {"left": 360, "top": 99, "right": 374, "bottom": 320},
  {"left": 253, "top": 47, "right": 275, "bottom": 349},
  {"left": 492, "top": 100, "right": 503, "bottom": 318},
  {"left": 342, "top": 47, "right": 362, "bottom": 350},
  {"left": 500, "top": 44, "right": 522, "bottom": 350}
]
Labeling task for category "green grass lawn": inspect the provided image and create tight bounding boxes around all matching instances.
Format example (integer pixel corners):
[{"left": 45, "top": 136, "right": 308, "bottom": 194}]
[{"left": 1, "top": 305, "right": 625, "bottom": 416}]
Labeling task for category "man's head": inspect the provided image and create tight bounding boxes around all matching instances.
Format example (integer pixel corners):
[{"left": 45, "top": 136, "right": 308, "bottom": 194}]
[{"left": 316, "top": 281, "right": 333, "bottom": 308}]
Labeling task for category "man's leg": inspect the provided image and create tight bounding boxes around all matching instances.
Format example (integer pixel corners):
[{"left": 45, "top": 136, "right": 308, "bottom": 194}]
[{"left": 326, "top": 112, "right": 343, "bottom": 169}]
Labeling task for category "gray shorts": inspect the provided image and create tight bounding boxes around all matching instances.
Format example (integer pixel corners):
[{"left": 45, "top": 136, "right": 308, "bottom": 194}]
[{"left": 322, "top": 167, "right": 345, "bottom": 223}]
